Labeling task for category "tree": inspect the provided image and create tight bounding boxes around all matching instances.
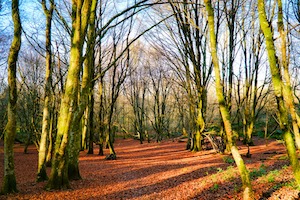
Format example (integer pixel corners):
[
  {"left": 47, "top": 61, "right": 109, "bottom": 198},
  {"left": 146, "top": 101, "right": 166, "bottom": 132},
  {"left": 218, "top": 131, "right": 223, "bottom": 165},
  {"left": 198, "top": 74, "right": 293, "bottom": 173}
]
[
  {"left": 67, "top": 0, "right": 98, "bottom": 180},
  {"left": 204, "top": 0, "right": 254, "bottom": 198},
  {"left": 1, "top": 0, "right": 21, "bottom": 194},
  {"left": 147, "top": 54, "right": 172, "bottom": 142},
  {"left": 126, "top": 46, "right": 148, "bottom": 144},
  {"left": 37, "top": 0, "right": 54, "bottom": 182},
  {"left": 46, "top": 0, "right": 92, "bottom": 190},
  {"left": 104, "top": 32, "right": 131, "bottom": 159},
  {"left": 258, "top": 0, "right": 300, "bottom": 186},
  {"left": 18, "top": 50, "right": 43, "bottom": 153},
  {"left": 277, "top": 0, "right": 300, "bottom": 149},
  {"left": 236, "top": 0, "right": 269, "bottom": 146},
  {"left": 85, "top": 0, "right": 98, "bottom": 154},
  {"left": 162, "top": 0, "right": 212, "bottom": 151}
]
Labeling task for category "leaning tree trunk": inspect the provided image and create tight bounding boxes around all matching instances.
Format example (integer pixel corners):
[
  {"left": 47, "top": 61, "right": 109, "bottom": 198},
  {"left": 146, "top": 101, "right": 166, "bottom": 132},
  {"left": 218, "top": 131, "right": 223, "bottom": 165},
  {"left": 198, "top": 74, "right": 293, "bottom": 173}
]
[
  {"left": 37, "top": 0, "right": 54, "bottom": 182},
  {"left": 258, "top": 0, "right": 300, "bottom": 186},
  {"left": 46, "top": 0, "right": 92, "bottom": 190},
  {"left": 277, "top": 0, "right": 300, "bottom": 149},
  {"left": 204, "top": 0, "right": 254, "bottom": 199},
  {"left": 1, "top": 0, "right": 21, "bottom": 194}
]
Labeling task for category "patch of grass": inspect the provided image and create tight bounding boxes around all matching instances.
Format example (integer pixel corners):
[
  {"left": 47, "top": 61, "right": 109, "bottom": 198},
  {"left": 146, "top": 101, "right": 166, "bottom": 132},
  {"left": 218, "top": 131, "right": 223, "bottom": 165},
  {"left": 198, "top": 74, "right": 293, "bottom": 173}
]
[
  {"left": 227, "top": 166, "right": 234, "bottom": 170},
  {"left": 210, "top": 183, "right": 219, "bottom": 192},
  {"left": 267, "top": 169, "right": 279, "bottom": 183},
  {"left": 278, "top": 155, "right": 288, "bottom": 160},
  {"left": 282, "top": 165, "right": 289, "bottom": 169},
  {"left": 272, "top": 181, "right": 297, "bottom": 190},
  {"left": 211, "top": 174, "right": 217, "bottom": 182},
  {"left": 216, "top": 167, "right": 223, "bottom": 173},
  {"left": 222, "top": 156, "right": 235, "bottom": 164},
  {"left": 234, "top": 184, "right": 240, "bottom": 193},
  {"left": 269, "top": 169, "right": 279, "bottom": 175},
  {"left": 223, "top": 166, "right": 236, "bottom": 181},
  {"left": 250, "top": 164, "right": 267, "bottom": 179},
  {"left": 267, "top": 176, "right": 275, "bottom": 183}
]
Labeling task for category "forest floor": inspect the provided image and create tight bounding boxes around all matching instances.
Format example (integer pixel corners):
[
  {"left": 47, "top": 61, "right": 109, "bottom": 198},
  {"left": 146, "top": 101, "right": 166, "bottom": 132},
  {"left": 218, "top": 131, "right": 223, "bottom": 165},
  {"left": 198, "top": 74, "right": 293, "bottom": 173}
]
[{"left": 0, "top": 137, "right": 300, "bottom": 199}]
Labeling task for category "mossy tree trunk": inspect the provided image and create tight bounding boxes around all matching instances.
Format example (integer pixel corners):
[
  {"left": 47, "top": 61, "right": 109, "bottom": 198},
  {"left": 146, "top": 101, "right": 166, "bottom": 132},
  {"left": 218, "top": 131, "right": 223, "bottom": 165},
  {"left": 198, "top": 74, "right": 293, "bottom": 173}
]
[
  {"left": 2, "top": 0, "right": 21, "bottom": 194},
  {"left": 68, "top": 0, "right": 97, "bottom": 180},
  {"left": 277, "top": 0, "right": 300, "bottom": 149},
  {"left": 46, "top": 100, "right": 55, "bottom": 166},
  {"left": 81, "top": 108, "right": 88, "bottom": 150},
  {"left": 258, "top": 0, "right": 300, "bottom": 186},
  {"left": 204, "top": 0, "right": 254, "bottom": 199},
  {"left": 37, "top": 0, "right": 54, "bottom": 183},
  {"left": 46, "top": 0, "right": 93, "bottom": 190}
]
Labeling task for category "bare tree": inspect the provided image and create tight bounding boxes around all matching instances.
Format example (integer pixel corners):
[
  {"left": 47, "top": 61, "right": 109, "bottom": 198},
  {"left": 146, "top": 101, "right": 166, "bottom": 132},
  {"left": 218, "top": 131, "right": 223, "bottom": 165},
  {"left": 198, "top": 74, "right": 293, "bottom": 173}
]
[
  {"left": 2, "top": 0, "right": 21, "bottom": 194},
  {"left": 204, "top": 0, "right": 254, "bottom": 198}
]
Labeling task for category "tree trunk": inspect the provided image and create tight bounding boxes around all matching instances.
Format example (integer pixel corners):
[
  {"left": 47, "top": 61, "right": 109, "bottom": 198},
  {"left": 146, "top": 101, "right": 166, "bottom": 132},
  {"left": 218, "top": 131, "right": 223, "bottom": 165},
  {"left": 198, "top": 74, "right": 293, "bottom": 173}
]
[
  {"left": 204, "top": 0, "right": 254, "bottom": 198},
  {"left": 1, "top": 0, "right": 21, "bottom": 194},
  {"left": 98, "top": 80, "right": 105, "bottom": 156},
  {"left": 37, "top": 0, "right": 54, "bottom": 182},
  {"left": 192, "top": 98, "right": 205, "bottom": 152},
  {"left": 258, "top": 0, "right": 300, "bottom": 186},
  {"left": 45, "top": 109, "right": 54, "bottom": 167},
  {"left": 87, "top": 93, "right": 94, "bottom": 154},
  {"left": 68, "top": 0, "right": 97, "bottom": 180},
  {"left": 46, "top": 0, "right": 92, "bottom": 190},
  {"left": 81, "top": 107, "right": 89, "bottom": 150},
  {"left": 277, "top": 0, "right": 300, "bottom": 149}
]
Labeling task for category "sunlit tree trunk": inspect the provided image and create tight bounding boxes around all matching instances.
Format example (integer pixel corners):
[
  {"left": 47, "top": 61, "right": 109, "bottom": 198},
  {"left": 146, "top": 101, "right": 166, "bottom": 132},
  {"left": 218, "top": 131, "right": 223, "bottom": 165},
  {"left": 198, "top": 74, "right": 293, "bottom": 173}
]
[
  {"left": 45, "top": 104, "right": 54, "bottom": 166},
  {"left": 46, "top": 0, "right": 92, "bottom": 189},
  {"left": 1, "top": 0, "right": 21, "bottom": 194},
  {"left": 68, "top": 0, "right": 97, "bottom": 181},
  {"left": 258, "top": 0, "right": 300, "bottom": 186},
  {"left": 277, "top": 0, "right": 300, "bottom": 149},
  {"left": 37, "top": 0, "right": 54, "bottom": 182},
  {"left": 204, "top": 0, "right": 253, "bottom": 199},
  {"left": 81, "top": 108, "right": 88, "bottom": 150}
]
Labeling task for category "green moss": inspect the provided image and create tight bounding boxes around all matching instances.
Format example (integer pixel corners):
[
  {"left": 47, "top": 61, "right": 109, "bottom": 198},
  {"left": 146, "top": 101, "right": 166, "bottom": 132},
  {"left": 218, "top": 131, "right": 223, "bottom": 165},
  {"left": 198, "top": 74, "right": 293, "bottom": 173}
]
[
  {"left": 210, "top": 183, "right": 219, "bottom": 192},
  {"left": 222, "top": 156, "right": 235, "bottom": 164},
  {"left": 250, "top": 164, "right": 267, "bottom": 179}
]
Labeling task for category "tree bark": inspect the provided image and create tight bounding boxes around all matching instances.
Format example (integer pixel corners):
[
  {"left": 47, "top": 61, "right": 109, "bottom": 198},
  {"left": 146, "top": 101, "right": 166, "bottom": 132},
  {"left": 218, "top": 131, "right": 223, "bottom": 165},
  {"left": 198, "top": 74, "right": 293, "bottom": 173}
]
[
  {"left": 277, "top": 0, "right": 300, "bottom": 149},
  {"left": 37, "top": 0, "right": 54, "bottom": 182},
  {"left": 68, "top": 0, "right": 97, "bottom": 181},
  {"left": 1, "top": 0, "right": 21, "bottom": 194}
]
